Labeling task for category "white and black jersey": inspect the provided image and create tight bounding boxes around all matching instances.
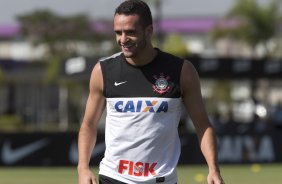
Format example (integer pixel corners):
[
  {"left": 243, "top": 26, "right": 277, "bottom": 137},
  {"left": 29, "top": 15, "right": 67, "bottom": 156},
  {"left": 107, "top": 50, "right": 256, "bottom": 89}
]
[{"left": 99, "top": 49, "right": 184, "bottom": 184}]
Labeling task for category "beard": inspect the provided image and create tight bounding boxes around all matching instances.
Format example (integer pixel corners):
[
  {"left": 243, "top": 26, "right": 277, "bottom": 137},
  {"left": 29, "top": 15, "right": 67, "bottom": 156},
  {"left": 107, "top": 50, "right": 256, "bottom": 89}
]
[{"left": 121, "top": 35, "right": 147, "bottom": 58}]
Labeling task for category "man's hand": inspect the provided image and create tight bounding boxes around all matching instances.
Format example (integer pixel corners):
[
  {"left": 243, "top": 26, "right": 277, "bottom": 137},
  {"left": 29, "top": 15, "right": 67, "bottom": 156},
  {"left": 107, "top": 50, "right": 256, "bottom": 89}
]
[
  {"left": 78, "top": 167, "right": 97, "bottom": 184},
  {"left": 207, "top": 170, "right": 225, "bottom": 184}
]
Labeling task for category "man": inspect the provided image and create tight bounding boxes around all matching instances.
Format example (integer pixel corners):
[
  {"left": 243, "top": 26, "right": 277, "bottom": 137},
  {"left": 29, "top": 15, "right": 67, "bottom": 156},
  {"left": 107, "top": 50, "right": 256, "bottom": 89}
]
[{"left": 77, "top": 0, "right": 225, "bottom": 184}]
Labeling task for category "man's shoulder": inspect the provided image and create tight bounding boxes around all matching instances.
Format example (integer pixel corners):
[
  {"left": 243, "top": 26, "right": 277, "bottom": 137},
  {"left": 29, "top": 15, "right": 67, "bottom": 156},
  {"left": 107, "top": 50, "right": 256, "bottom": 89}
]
[
  {"left": 157, "top": 49, "right": 184, "bottom": 63},
  {"left": 99, "top": 52, "right": 123, "bottom": 62}
]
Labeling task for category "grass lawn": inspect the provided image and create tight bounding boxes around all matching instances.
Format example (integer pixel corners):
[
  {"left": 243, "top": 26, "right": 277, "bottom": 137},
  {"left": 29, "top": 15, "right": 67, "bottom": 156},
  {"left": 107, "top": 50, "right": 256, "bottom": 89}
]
[
  {"left": 0, "top": 164, "right": 281, "bottom": 184},
  {"left": 177, "top": 164, "right": 282, "bottom": 184}
]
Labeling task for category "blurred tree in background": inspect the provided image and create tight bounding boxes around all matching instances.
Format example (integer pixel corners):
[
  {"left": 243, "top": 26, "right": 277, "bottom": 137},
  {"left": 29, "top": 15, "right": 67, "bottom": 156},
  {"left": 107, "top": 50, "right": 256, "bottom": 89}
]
[
  {"left": 16, "top": 10, "right": 104, "bottom": 130},
  {"left": 17, "top": 10, "right": 99, "bottom": 82},
  {"left": 211, "top": 0, "right": 282, "bottom": 58},
  {"left": 162, "top": 34, "right": 189, "bottom": 58}
]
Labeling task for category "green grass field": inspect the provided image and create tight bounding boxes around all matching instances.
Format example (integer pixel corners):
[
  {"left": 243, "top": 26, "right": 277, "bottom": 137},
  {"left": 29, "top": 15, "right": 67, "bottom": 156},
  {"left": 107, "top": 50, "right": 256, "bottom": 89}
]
[{"left": 0, "top": 164, "right": 281, "bottom": 184}]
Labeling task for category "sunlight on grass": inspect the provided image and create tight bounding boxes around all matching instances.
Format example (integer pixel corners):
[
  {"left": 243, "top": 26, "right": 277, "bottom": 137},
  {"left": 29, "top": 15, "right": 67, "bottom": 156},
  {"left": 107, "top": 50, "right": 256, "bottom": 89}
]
[{"left": 0, "top": 164, "right": 281, "bottom": 184}]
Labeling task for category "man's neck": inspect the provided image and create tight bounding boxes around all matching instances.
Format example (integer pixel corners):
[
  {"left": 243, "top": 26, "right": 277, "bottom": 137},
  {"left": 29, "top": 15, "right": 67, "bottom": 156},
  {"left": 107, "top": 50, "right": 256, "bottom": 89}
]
[{"left": 126, "top": 47, "right": 158, "bottom": 66}]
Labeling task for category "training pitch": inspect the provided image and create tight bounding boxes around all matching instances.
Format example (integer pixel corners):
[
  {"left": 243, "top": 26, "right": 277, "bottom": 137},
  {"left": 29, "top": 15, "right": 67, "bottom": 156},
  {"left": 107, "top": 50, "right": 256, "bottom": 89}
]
[{"left": 0, "top": 164, "right": 281, "bottom": 184}]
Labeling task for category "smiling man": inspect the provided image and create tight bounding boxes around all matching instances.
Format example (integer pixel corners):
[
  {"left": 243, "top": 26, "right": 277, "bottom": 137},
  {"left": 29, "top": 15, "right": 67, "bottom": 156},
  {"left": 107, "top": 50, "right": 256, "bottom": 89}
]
[{"left": 77, "top": 1, "right": 225, "bottom": 184}]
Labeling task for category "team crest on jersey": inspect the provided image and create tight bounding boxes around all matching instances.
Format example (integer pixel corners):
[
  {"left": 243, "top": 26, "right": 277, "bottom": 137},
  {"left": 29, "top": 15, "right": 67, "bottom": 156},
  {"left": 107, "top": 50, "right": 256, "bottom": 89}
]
[{"left": 153, "top": 73, "right": 171, "bottom": 94}]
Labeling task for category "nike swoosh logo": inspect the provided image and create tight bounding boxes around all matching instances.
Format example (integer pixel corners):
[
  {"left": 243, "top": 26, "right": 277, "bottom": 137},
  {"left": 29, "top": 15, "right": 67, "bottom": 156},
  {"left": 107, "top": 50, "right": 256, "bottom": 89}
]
[
  {"left": 1, "top": 138, "right": 49, "bottom": 164},
  {"left": 69, "top": 141, "right": 105, "bottom": 164},
  {"left": 114, "top": 81, "right": 127, "bottom": 86}
]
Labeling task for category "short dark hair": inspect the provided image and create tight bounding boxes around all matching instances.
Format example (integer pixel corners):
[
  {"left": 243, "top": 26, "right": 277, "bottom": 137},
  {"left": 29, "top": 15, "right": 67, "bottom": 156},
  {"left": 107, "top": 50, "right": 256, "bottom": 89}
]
[{"left": 115, "top": 0, "right": 153, "bottom": 27}]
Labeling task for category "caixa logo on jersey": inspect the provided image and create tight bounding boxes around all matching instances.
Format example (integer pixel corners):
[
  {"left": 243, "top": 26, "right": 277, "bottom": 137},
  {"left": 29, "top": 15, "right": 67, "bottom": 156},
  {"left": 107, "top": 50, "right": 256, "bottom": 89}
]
[{"left": 115, "top": 100, "right": 168, "bottom": 113}]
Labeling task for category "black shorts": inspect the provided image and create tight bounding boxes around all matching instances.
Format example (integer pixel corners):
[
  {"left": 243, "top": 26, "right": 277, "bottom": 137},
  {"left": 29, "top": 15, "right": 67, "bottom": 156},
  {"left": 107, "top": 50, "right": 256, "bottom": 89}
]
[
  {"left": 99, "top": 175, "right": 126, "bottom": 184},
  {"left": 98, "top": 174, "right": 177, "bottom": 184}
]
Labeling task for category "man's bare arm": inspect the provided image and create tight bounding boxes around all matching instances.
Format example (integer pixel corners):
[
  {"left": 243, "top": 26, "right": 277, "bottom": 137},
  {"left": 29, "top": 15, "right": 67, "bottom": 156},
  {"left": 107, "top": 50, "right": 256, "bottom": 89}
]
[
  {"left": 77, "top": 62, "right": 105, "bottom": 184},
  {"left": 180, "top": 61, "right": 224, "bottom": 184}
]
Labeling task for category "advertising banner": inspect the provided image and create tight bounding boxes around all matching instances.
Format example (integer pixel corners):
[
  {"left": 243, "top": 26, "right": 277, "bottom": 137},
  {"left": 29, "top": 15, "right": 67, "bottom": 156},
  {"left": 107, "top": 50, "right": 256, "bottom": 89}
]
[{"left": 0, "top": 131, "right": 281, "bottom": 166}]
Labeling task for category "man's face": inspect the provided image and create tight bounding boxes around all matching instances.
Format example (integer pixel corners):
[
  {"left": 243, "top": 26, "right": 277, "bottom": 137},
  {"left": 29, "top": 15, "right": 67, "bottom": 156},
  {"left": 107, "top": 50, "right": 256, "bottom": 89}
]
[{"left": 114, "top": 14, "right": 152, "bottom": 58}]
